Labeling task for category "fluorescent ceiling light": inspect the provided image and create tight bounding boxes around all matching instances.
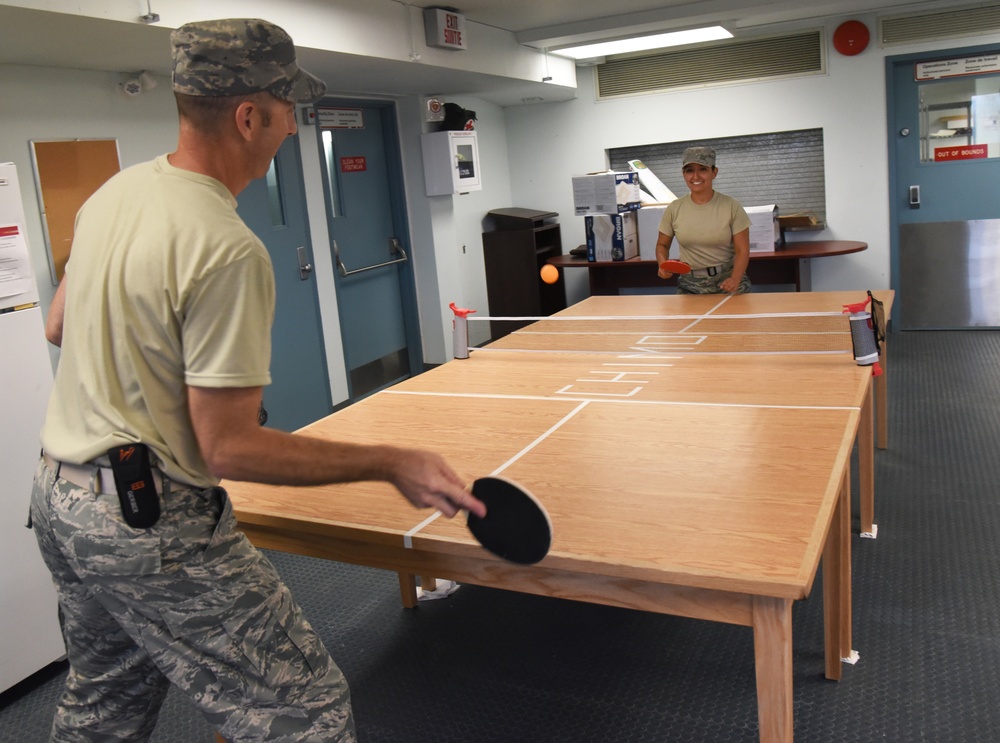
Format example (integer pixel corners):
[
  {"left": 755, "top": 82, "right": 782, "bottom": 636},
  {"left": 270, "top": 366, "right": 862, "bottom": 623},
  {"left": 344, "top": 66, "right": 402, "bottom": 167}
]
[{"left": 552, "top": 26, "right": 733, "bottom": 60}]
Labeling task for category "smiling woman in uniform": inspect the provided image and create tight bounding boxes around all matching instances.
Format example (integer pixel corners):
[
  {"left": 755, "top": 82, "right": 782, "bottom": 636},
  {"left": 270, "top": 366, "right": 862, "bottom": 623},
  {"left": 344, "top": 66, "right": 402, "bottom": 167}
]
[{"left": 654, "top": 146, "right": 751, "bottom": 295}]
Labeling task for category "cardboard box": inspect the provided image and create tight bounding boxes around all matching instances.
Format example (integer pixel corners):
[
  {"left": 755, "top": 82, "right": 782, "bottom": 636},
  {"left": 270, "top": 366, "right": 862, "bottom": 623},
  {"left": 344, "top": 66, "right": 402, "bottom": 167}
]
[
  {"left": 572, "top": 172, "right": 641, "bottom": 216},
  {"left": 745, "top": 204, "right": 781, "bottom": 253},
  {"left": 586, "top": 212, "right": 638, "bottom": 262}
]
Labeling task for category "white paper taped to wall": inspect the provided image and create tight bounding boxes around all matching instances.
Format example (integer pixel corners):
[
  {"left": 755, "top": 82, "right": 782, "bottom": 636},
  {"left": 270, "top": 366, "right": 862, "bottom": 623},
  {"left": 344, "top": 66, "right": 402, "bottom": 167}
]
[
  {"left": 628, "top": 159, "right": 678, "bottom": 204},
  {"left": 0, "top": 224, "right": 34, "bottom": 300}
]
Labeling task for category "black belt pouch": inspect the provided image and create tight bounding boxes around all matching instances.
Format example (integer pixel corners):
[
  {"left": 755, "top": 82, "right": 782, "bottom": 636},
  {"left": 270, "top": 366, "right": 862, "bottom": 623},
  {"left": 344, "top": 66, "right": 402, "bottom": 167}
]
[{"left": 107, "top": 444, "right": 161, "bottom": 528}]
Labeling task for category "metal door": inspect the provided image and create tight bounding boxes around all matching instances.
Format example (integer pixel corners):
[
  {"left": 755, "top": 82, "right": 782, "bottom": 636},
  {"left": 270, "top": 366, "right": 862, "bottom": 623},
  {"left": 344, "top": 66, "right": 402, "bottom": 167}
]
[
  {"left": 236, "top": 136, "right": 332, "bottom": 431},
  {"left": 315, "top": 100, "right": 421, "bottom": 400},
  {"left": 888, "top": 42, "right": 1000, "bottom": 328}
]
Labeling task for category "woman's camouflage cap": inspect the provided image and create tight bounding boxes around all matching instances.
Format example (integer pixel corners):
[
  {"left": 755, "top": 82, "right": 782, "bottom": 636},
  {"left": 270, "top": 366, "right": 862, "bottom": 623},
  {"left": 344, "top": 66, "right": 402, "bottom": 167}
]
[
  {"left": 681, "top": 147, "right": 717, "bottom": 169},
  {"left": 171, "top": 18, "right": 326, "bottom": 103}
]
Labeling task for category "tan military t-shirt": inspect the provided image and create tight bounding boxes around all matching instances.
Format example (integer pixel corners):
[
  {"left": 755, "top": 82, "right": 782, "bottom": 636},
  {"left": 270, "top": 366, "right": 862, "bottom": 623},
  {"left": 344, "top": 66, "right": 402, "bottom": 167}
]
[
  {"left": 41, "top": 155, "right": 275, "bottom": 487},
  {"left": 657, "top": 192, "right": 751, "bottom": 269}
]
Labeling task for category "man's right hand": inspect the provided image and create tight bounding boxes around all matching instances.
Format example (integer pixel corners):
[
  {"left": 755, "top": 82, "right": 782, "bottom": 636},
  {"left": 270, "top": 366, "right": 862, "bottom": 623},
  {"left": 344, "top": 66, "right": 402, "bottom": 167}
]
[{"left": 388, "top": 448, "right": 486, "bottom": 519}]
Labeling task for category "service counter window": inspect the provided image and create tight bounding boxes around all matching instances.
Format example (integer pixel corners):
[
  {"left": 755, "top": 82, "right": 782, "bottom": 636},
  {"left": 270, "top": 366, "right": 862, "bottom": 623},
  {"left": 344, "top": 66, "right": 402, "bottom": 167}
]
[{"left": 609, "top": 128, "right": 826, "bottom": 227}]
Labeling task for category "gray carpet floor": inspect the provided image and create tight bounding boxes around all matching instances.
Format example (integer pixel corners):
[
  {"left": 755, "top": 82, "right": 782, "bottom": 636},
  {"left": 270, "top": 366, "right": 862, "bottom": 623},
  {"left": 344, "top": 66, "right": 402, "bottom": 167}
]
[{"left": 3, "top": 330, "right": 1000, "bottom": 742}]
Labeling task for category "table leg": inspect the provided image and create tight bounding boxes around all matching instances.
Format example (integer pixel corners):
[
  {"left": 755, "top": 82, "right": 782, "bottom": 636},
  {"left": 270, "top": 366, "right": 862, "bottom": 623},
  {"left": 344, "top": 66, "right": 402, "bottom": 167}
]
[
  {"left": 876, "top": 339, "right": 889, "bottom": 450},
  {"left": 421, "top": 576, "right": 438, "bottom": 593},
  {"left": 753, "top": 595, "right": 794, "bottom": 743},
  {"left": 590, "top": 268, "right": 616, "bottom": 296},
  {"left": 823, "top": 466, "right": 853, "bottom": 680},
  {"left": 797, "top": 257, "right": 812, "bottom": 292},
  {"left": 397, "top": 572, "right": 418, "bottom": 609},
  {"left": 859, "top": 380, "right": 876, "bottom": 538}
]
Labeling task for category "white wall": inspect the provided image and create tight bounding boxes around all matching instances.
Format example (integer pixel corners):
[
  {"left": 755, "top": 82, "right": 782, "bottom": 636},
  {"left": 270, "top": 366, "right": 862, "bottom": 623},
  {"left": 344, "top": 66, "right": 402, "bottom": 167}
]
[
  {"left": 8, "top": 13, "right": 1000, "bottom": 386},
  {"left": 0, "top": 0, "right": 576, "bottom": 92},
  {"left": 0, "top": 63, "right": 514, "bottom": 396},
  {"left": 503, "top": 15, "right": 1000, "bottom": 304},
  {"left": 429, "top": 98, "right": 513, "bottom": 351},
  {"left": 397, "top": 96, "right": 513, "bottom": 364},
  {"left": 0, "top": 0, "right": 565, "bottom": 381},
  {"left": 0, "top": 65, "right": 180, "bottom": 336}
]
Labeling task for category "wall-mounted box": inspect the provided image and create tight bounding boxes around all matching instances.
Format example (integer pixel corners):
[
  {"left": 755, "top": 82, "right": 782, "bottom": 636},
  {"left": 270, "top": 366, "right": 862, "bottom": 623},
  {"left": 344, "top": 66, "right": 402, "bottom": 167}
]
[{"left": 421, "top": 130, "right": 482, "bottom": 195}]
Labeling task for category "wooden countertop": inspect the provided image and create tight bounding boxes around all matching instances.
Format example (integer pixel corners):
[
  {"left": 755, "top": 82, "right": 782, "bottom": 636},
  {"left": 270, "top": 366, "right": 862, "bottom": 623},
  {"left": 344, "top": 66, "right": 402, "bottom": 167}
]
[{"left": 549, "top": 240, "right": 867, "bottom": 268}]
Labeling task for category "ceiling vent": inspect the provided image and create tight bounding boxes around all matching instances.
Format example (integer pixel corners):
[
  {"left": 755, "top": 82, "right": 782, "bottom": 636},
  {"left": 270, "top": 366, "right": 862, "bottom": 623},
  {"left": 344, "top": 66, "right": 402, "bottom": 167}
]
[
  {"left": 596, "top": 31, "right": 823, "bottom": 99},
  {"left": 879, "top": 4, "right": 1000, "bottom": 45}
]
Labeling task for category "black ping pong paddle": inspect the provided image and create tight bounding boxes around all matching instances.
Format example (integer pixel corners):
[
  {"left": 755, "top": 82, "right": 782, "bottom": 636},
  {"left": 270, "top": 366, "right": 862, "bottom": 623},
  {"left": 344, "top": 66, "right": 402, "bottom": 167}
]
[
  {"left": 659, "top": 259, "right": 692, "bottom": 275},
  {"left": 467, "top": 476, "right": 552, "bottom": 565}
]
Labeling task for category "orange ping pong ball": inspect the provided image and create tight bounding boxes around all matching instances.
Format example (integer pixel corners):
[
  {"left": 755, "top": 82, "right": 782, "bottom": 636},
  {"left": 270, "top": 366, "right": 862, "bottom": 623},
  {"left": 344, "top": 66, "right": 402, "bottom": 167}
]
[{"left": 540, "top": 264, "right": 559, "bottom": 284}]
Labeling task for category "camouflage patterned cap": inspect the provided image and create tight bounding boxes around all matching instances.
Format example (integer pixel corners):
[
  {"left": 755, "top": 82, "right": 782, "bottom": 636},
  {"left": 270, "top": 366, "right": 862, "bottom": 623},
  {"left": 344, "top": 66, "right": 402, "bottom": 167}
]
[
  {"left": 171, "top": 19, "right": 326, "bottom": 103},
  {"left": 681, "top": 146, "right": 717, "bottom": 169}
]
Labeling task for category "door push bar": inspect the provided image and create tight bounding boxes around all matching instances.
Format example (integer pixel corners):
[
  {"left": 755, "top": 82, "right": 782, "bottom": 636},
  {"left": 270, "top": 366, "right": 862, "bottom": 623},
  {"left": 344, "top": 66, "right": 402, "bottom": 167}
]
[{"left": 334, "top": 238, "right": 408, "bottom": 277}]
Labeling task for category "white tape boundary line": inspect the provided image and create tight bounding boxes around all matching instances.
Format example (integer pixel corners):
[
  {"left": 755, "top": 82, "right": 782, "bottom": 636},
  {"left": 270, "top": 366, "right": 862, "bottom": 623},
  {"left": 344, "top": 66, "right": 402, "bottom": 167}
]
[
  {"left": 467, "top": 310, "right": 844, "bottom": 322},
  {"left": 402, "top": 400, "right": 591, "bottom": 549},
  {"left": 465, "top": 309, "right": 848, "bottom": 354},
  {"left": 509, "top": 330, "right": 848, "bottom": 336},
  {"left": 490, "top": 400, "right": 592, "bottom": 475},
  {"left": 385, "top": 388, "right": 860, "bottom": 412},
  {"left": 470, "top": 347, "right": 683, "bottom": 358},
  {"left": 678, "top": 294, "right": 732, "bottom": 333},
  {"left": 469, "top": 347, "right": 852, "bottom": 358}
]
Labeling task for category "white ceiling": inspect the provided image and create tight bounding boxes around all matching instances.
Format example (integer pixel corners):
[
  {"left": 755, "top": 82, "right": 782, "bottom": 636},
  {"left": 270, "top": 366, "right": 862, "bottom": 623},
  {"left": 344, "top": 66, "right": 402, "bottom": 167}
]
[
  {"left": 405, "top": 0, "right": 906, "bottom": 36},
  {"left": 405, "top": 0, "right": 959, "bottom": 46},
  {"left": 0, "top": 0, "right": 979, "bottom": 106}
]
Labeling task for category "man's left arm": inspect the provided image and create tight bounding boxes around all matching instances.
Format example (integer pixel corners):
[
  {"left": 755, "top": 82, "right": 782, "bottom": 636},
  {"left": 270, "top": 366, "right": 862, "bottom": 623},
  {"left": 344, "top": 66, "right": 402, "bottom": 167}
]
[{"left": 46, "top": 276, "right": 67, "bottom": 347}]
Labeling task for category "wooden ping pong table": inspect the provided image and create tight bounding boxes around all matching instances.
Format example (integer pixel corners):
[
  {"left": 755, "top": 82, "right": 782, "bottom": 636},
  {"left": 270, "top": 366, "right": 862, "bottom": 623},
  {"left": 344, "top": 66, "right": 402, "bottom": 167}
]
[{"left": 225, "top": 289, "right": 893, "bottom": 743}]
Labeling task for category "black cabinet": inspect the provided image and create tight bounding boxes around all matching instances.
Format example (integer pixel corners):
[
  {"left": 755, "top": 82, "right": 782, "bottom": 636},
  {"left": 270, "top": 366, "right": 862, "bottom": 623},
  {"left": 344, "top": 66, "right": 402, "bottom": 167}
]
[{"left": 482, "top": 208, "right": 567, "bottom": 339}]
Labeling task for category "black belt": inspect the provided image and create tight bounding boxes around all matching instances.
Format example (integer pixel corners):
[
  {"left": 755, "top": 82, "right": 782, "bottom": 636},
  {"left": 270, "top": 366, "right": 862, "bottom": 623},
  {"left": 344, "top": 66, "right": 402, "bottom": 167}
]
[{"left": 688, "top": 264, "right": 729, "bottom": 277}]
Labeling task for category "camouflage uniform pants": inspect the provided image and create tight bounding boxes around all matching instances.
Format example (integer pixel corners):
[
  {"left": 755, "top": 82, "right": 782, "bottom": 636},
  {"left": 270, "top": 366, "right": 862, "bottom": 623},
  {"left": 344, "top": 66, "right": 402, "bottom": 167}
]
[
  {"left": 676, "top": 262, "right": 751, "bottom": 295},
  {"left": 30, "top": 458, "right": 356, "bottom": 743}
]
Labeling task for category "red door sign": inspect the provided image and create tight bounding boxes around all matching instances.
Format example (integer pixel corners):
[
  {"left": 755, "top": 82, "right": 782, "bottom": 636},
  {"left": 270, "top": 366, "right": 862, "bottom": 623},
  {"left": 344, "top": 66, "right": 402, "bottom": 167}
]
[{"left": 340, "top": 156, "right": 367, "bottom": 172}]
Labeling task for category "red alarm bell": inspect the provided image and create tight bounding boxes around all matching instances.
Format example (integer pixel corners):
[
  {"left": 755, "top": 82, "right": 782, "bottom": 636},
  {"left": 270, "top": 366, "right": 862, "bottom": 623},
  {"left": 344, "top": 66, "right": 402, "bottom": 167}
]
[{"left": 833, "top": 20, "right": 870, "bottom": 56}]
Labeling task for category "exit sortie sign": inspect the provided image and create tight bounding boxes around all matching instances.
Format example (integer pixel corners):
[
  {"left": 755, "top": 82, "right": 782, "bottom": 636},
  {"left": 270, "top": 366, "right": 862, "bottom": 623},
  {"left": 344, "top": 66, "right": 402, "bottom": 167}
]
[{"left": 424, "top": 8, "right": 467, "bottom": 50}]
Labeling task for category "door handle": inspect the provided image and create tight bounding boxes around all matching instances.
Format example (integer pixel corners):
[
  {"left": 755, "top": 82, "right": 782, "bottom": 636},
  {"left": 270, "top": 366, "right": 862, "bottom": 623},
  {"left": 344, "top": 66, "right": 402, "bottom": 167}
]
[
  {"left": 296, "top": 247, "right": 314, "bottom": 280},
  {"left": 909, "top": 185, "right": 920, "bottom": 208},
  {"left": 333, "top": 238, "right": 409, "bottom": 277}
]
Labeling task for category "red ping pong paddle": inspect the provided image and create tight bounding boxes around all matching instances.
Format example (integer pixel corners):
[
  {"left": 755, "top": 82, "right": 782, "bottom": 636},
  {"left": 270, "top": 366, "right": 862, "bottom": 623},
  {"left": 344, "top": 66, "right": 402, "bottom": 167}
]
[
  {"left": 659, "top": 259, "right": 691, "bottom": 275},
  {"left": 467, "top": 476, "right": 552, "bottom": 564}
]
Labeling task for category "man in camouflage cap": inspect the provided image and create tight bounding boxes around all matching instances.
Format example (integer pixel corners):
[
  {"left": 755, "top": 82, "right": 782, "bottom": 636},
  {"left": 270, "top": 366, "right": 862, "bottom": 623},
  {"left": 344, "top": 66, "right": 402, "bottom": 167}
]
[{"left": 33, "top": 17, "right": 483, "bottom": 743}]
